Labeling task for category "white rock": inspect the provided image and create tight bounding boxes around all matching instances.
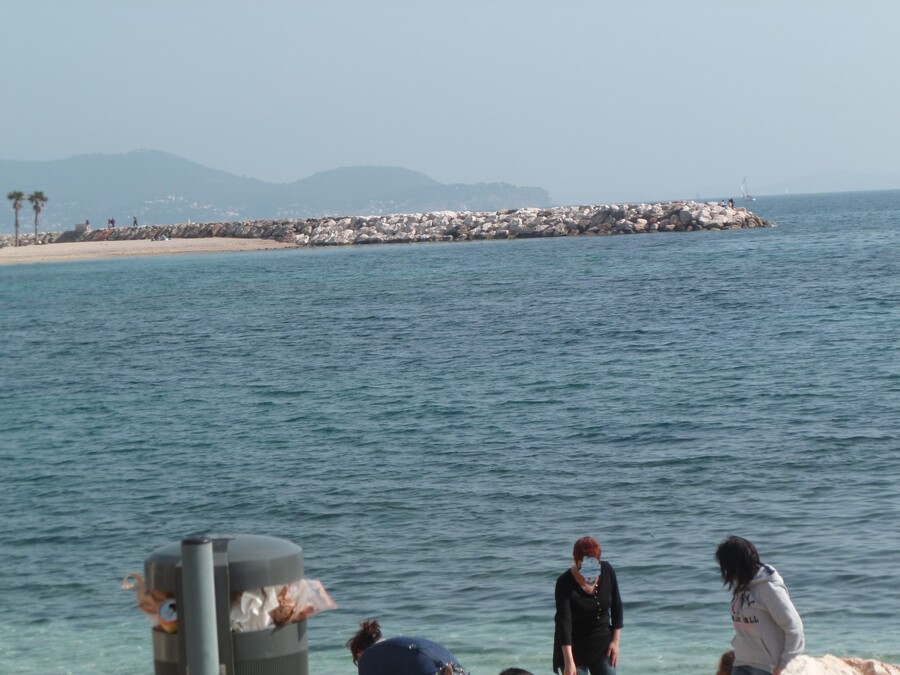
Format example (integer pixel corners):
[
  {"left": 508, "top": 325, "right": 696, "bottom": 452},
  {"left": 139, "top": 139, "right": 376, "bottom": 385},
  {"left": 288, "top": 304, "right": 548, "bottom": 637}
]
[{"left": 783, "top": 655, "right": 900, "bottom": 675}]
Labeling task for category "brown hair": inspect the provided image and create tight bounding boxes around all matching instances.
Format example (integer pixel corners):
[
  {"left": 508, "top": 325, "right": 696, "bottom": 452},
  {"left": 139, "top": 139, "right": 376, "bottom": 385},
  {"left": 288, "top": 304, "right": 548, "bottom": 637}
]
[
  {"left": 346, "top": 618, "right": 382, "bottom": 665},
  {"left": 716, "top": 650, "right": 735, "bottom": 675}
]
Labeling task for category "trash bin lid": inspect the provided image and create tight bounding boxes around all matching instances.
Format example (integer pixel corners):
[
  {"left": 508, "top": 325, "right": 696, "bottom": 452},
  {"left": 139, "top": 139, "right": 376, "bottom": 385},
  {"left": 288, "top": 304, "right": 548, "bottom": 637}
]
[{"left": 145, "top": 534, "right": 304, "bottom": 592}]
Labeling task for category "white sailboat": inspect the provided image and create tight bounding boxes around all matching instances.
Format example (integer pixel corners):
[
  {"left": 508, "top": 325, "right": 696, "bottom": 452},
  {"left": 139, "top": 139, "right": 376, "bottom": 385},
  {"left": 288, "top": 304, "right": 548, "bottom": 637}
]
[{"left": 740, "top": 177, "right": 756, "bottom": 201}]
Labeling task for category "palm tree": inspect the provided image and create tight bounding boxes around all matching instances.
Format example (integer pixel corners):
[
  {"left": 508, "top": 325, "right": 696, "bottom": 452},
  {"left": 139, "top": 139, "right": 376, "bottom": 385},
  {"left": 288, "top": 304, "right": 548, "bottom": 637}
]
[
  {"left": 7, "top": 190, "right": 25, "bottom": 246},
  {"left": 27, "top": 191, "right": 48, "bottom": 243}
]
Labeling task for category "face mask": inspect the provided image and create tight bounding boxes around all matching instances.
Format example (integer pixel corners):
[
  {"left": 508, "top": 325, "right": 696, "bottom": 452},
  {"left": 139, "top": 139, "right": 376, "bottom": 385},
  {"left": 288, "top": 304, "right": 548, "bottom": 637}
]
[{"left": 579, "top": 557, "right": 601, "bottom": 583}]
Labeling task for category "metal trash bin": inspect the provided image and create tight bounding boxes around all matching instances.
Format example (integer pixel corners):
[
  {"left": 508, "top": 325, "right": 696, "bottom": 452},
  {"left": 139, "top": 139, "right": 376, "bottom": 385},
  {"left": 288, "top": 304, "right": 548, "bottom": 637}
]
[{"left": 145, "top": 534, "right": 307, "bottom": 675}]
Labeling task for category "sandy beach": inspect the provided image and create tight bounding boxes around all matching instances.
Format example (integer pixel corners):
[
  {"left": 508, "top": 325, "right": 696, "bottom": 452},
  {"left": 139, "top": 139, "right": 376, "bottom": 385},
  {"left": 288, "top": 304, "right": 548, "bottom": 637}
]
[{"left": 0, "top": 238, "right": 297, "bottom": 266}]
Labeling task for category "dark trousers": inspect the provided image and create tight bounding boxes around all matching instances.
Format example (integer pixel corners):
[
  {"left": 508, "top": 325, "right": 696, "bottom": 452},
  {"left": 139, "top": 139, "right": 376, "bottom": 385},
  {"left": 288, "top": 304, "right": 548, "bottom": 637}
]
[{"left": 576, "top": 655, "right": 616, "bottom": 675}]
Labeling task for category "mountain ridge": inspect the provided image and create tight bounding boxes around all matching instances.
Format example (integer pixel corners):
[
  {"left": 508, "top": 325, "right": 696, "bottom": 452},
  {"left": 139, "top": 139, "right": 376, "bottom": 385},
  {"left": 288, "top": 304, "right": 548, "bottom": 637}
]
[{"left": 0, "top": 150, "right": 553, "bottom": 232}]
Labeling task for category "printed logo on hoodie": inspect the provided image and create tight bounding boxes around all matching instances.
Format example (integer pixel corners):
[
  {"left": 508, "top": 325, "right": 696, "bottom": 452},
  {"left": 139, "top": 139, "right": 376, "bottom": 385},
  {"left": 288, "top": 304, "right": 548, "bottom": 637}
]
[{"left": 732, "top": 591, "right": 760, "bottom": 627}]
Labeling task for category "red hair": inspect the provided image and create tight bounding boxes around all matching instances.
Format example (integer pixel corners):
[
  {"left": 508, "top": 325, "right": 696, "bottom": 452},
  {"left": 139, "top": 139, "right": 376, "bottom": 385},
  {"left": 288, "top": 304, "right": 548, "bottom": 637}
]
[{"left": 573, "top": 536, "right": 601, "bottom": 563}]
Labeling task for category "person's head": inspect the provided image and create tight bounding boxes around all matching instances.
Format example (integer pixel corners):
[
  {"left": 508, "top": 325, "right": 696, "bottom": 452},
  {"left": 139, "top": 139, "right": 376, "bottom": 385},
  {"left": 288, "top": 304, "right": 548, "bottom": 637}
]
[
  {"left": 716, "top": 650, "right": 735, "bottom": 675},
  {"left": 572, "top": 536, "right": 602, "bottom": 583},
  {"left": 716, "top": 536, "right": 762, "bottom": 593},
  {"left": 572, "top": 536, "right": 601, "bottom": 564},
  {"left": 346, "top": 618, "right": 382, "bottom": 665},
  {"left": 499, "top": 669, "right": 534, "bottom": 675}
]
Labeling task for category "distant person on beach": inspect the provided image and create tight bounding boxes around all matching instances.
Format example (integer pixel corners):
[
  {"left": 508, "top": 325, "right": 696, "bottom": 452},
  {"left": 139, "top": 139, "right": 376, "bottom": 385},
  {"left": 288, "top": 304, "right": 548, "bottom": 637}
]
[
  {"left": 728, "top": 198, "right": 735, "bottom": 208},
  {"left": 716, "top": 536, "right": 804, "bottom": 675},
  {"left": 347, "top": 619, "right": 468, "bottom": 675},
  {"left": 132, "top": 215, "right": 138, "bottom": 227},
  {"left": 553, "top": 536, "right": 623, "bottom": 675}
]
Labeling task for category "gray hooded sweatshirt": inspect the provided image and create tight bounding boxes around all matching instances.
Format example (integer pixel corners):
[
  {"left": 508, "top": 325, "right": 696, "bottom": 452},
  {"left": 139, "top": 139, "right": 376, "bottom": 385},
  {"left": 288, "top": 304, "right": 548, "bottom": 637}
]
[{"left": 730, "top": 564, "right": 805, "bottom": 673}]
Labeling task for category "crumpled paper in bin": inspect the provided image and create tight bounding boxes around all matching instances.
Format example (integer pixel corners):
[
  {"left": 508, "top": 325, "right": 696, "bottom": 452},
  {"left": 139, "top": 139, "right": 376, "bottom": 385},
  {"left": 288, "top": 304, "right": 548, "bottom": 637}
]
[{"left": 231, "top": 579, "right": 336, "bottom": 632}]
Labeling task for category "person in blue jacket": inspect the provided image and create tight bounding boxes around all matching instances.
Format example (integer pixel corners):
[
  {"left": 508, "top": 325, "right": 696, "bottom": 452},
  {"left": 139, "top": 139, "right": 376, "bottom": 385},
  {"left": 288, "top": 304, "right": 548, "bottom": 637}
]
[{"left": 347, "top": 618, "right": 468, "bottom": 675}]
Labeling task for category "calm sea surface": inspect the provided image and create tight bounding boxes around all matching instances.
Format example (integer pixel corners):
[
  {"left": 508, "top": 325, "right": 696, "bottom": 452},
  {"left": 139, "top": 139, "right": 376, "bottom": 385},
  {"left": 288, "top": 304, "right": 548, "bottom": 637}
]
[{"left": 1, "top": 191, "right": 898, "bottom": 674}]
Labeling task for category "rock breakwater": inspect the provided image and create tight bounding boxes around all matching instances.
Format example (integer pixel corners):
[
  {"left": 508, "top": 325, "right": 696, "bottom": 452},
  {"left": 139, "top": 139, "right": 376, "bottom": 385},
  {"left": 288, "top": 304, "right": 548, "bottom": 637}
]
[{"left": 0, "top": 201, "right": 773, "bottom": 249}]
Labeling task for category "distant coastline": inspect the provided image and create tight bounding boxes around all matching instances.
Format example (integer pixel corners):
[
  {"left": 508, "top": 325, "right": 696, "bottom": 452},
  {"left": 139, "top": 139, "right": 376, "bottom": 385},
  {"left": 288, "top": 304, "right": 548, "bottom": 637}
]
[{"left": 0, "top": 151, "right": 553, "bottom": 231}]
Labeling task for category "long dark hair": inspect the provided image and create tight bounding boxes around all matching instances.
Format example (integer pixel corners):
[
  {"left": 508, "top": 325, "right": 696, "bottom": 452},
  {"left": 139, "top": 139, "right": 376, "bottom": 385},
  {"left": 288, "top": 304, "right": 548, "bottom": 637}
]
[
  {"left": 346, "top": 618, "right": 382, "bottom": 665},
  {"left": 716, "top": 536, "right": 762, "bottom": 594}
]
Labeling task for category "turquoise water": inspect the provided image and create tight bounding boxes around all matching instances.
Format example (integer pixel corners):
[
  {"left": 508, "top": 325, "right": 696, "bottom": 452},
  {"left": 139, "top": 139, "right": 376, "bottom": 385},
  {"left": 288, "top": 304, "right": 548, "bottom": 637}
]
[{"left": 1, "top": 191, "right": 898, "bottom": 674}]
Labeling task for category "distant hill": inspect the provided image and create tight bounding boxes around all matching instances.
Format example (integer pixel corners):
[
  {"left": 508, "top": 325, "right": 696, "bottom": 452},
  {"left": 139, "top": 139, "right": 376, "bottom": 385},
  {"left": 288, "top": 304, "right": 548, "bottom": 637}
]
[{"left": 0, "top": 150, "right": 553, "bottom": 233}]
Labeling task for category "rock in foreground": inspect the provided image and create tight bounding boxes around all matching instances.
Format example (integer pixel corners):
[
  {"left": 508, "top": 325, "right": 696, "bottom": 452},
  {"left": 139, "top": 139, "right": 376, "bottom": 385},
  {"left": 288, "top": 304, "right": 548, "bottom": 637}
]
[{"left": 784, "top": 655, "right": 900, "bottom": 675}]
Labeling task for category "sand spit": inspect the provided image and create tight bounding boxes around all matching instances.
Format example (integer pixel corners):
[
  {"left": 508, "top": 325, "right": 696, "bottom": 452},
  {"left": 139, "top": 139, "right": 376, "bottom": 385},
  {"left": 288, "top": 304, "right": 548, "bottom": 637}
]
[{"left": 0, "top": 237, "right": 296, "bottom": 266}]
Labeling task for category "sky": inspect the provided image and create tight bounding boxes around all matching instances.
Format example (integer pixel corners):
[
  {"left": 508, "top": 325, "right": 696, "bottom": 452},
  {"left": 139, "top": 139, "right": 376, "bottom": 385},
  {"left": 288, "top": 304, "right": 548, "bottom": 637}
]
[{"left": 3, "top": 0, "right": 900, "bottom": 204}]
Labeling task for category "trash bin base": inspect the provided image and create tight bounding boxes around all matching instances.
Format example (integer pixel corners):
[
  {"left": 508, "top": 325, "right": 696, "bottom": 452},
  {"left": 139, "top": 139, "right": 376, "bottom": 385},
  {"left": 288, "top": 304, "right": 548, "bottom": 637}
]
[
  {"left": 153, "top": 661, "right": 179, "bottom": 675},
  {"left": 236, "top": 652, "right": 307, "bottom": 675}
]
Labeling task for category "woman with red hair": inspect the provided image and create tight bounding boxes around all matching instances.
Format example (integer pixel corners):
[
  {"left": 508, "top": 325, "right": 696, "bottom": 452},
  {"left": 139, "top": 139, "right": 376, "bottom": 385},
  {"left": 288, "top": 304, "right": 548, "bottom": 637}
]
[{"left": 553, "top": 536, "right": 623, "bottom": 675}]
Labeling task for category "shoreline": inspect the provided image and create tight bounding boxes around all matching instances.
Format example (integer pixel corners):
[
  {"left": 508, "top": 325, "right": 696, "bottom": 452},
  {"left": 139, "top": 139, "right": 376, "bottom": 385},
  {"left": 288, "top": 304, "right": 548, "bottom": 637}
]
[{"left": 0, "top": 237, "right": 297, "bottom": 266}]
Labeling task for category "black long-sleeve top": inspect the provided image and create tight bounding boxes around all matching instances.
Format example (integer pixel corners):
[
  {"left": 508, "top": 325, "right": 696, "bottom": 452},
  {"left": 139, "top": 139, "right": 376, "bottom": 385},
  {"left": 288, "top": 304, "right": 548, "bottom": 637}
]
[{"left": 553, "top": 561, "right": 623, "bottom": 672}]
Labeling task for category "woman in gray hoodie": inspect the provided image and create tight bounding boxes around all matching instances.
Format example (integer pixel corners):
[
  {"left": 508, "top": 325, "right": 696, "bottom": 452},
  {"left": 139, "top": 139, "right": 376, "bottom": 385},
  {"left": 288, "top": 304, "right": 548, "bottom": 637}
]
[{"left": 715, "top": 536, "right": 805, "bottom": 675}]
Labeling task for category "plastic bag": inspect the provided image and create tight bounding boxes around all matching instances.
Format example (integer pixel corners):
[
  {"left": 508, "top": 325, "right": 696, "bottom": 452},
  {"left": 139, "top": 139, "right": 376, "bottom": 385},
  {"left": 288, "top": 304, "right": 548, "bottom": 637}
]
[
  {"left": 122, "top": 572, "right": 172, "bottom": 626},
  {"left": 270, "top": 579, "right": 337, "bottom": 625},
  {"left": 230, "top": 585, "right": 281, "bottom": 632},
  {"left": 231, "top": 579, "right": 336, "bottom": 632}
]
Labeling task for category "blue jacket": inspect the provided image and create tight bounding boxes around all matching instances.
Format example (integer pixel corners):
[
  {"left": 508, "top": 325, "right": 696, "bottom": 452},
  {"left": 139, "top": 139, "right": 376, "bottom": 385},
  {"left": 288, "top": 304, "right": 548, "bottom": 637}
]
[{"left": 359, "top": 636, "right": 465, "bottom": 675}]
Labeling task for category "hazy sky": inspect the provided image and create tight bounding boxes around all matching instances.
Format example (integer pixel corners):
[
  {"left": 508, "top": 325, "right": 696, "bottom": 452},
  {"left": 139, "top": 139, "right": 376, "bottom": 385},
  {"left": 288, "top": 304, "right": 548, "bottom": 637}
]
[{"left": 3, "top": 0, "right": 899, "bottom": 204}]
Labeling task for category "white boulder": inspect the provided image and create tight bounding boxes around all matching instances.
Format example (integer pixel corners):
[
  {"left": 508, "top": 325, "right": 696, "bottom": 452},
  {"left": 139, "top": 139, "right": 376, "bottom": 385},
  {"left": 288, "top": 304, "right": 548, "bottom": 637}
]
[{"left": 783, "top": 655, "right": 900, "bottom": 675}]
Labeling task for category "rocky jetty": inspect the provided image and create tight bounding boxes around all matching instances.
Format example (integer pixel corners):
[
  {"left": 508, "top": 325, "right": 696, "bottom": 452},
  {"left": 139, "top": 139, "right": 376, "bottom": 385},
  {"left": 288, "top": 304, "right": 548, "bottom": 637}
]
[
  {"left": 784, "top": 655, "right": 900, "bottom": 675},
  {"left": 0, "top": 201, "right": 774, "bottom": 249}
]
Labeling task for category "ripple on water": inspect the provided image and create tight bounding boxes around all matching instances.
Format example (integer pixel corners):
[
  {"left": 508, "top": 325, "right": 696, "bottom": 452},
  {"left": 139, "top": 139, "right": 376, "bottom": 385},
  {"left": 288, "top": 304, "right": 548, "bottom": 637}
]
[{"left": 1, "top": 192, "right": 900, "bottom": 673}]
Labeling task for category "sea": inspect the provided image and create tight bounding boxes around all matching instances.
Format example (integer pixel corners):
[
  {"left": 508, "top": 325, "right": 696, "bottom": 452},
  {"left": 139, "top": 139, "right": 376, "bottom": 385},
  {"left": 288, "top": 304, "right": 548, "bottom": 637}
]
[{"left": 1, "top": 190, "right": 898, "bottom": 675}]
